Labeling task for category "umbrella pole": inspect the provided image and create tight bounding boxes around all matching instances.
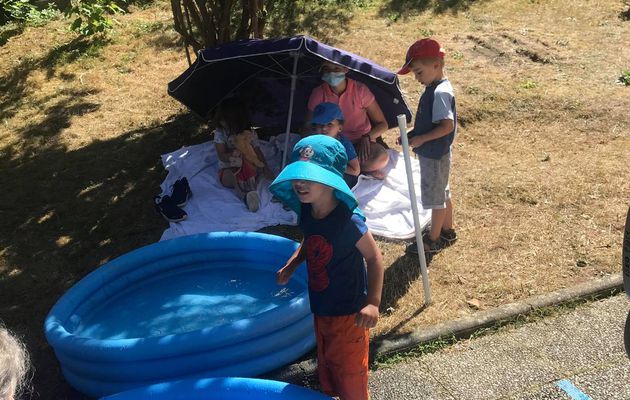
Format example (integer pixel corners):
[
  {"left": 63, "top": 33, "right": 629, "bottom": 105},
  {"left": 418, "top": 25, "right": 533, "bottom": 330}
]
[
  {"left": 281, "top": 51, "right": 300, "bottom": 170},
  {"left": 397, "top": 114, "right": 432, "bottom": 305}
]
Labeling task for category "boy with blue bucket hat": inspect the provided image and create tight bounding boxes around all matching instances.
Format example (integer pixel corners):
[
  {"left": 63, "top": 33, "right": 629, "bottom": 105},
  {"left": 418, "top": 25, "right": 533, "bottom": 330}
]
[
  {"left": 310, "top": 102, "right": 361, "bottom": 188},
  {"left": 270, "top": 135, "right": 384, "bottom": 400}
]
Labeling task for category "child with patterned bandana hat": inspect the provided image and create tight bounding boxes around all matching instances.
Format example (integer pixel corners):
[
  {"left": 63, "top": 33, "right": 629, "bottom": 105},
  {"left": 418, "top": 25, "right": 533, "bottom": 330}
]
[{"left": 270, "top": 135, "right": 384, "bottom": 400}]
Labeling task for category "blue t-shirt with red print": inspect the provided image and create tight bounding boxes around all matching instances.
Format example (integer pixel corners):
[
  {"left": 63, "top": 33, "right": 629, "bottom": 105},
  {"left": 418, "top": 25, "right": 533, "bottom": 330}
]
[{"left": 299, "top": 202, "right": 368, "bottom": 316}]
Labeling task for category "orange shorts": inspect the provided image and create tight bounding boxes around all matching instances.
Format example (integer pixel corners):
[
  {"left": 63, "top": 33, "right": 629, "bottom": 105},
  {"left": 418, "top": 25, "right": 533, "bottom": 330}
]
[{"left": 314, "top": 314, "right": 369, "bottom": 400}]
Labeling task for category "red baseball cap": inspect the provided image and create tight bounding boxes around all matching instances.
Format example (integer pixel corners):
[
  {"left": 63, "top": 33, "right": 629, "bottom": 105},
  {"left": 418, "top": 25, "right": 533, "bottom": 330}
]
[{"left": 397, "top": 38, "right": 445, "bottom": 75}]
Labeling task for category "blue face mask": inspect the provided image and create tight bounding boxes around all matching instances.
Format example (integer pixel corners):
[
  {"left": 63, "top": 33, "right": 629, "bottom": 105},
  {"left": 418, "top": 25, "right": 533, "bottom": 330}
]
[{"left": 322, "top": 72, "right": 346, "bottom": 88}]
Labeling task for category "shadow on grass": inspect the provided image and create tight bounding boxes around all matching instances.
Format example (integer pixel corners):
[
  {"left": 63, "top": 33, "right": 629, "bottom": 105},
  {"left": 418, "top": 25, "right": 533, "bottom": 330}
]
[
  {"left": 0, "top": 36, "right": 110, "bottom": 122},
  {"left": 367, "top": 253, "right": 432, "bottom": 365},
  {"left": 379, "top": 0, "right": 484, "bottom": 20},
  {"left": 0, "top": 24, "right": 24, "bottom": 46},
  {"left": 24, "top": 91, "right": 101, "bottom": 141},
  {"left": 380, "top": 253, "right": 432, "bottom": 333},
  {"left": 43, "top": 36, "right": 111, "bottom": 78},
  {"left": 148, "top": 30, "right": 186, "bottom": 50},
  {"left": 266, "top": 2, "right": 353, "bottom": 44},
  {"left": 0, "top": 111, "right": 207, "bottom": 400}
]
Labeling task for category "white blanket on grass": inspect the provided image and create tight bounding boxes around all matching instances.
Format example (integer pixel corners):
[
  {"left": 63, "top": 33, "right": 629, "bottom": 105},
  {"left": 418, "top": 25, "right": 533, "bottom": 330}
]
[
  {"left": 355, "top": 150, "right": 431, "bottom": 239},
  {"left": 158, "top": 136, "right": 430, "bottom": 241}
]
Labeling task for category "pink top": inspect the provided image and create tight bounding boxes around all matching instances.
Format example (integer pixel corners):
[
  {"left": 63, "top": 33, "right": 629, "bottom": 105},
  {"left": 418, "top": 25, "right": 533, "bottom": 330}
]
[{"left": 308, "top": 79, "right": 376, "bottom": 142}]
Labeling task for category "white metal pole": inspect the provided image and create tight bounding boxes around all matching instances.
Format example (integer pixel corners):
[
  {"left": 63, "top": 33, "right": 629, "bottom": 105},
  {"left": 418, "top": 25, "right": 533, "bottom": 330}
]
[
  {"left": 281, "top": 52, "right": 300, "bottom": 170},
  {"left": 397, "top": 114, "right": 432, "bottom": 305}
]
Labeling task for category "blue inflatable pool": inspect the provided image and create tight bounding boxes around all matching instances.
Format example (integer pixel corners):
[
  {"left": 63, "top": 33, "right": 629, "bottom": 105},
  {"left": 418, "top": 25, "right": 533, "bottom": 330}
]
[
  {"left": 44, "top": 232, "right": 315, "bottom": 398},
  {"left": 101, "top": 377, "right": 331, "bottom": 399}
]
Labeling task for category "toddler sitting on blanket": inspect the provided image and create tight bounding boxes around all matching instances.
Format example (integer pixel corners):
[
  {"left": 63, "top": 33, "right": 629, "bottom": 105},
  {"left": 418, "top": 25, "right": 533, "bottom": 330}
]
[{"left": 212, "top": 98, "right": 274, "bottom": 212}]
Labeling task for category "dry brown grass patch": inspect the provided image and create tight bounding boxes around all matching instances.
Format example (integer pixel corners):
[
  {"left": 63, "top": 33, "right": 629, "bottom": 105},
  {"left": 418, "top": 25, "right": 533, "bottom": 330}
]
[{"left": 343, "top": 0, "right": 629, "bottom": 336}]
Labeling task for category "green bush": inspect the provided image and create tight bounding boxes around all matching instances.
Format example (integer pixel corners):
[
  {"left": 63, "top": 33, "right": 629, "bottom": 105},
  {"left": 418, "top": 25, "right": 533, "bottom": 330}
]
[
  {"left": 520, "top": 78, "right": 537, "bottom": 89},
  {"left": 1, "top": 0, "right": 60, "bottom": 26},
  {"left": 1, "top": 0, "right": 35, "bottom": 24},
  {"left": 66, "top": 0, "right": 125, "bottom": 37},
  {"left": 619, "top": 70, "right": 630, "bottom": 86}
]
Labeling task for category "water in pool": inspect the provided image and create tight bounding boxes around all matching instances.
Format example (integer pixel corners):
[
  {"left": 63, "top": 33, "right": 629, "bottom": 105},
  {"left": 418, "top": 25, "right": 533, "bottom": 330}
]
[{"left": 72, "top": 264, "right": 305, "bottom": 340}]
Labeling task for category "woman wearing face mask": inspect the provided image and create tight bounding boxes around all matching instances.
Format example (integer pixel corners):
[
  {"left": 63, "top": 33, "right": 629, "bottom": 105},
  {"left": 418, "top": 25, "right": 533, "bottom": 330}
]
[{"left": 304, "top": 61, "right": 390, "bottom": 179}]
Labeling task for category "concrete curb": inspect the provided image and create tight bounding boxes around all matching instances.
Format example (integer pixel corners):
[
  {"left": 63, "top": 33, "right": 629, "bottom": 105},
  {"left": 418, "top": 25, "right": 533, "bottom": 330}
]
[{"left": 265, "top": 273, "right": 623, "bottom": 383}]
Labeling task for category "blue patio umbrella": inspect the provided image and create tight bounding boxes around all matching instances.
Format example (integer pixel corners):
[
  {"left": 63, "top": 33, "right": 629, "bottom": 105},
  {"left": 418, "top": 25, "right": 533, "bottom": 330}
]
[{"left": 167, "top": 35, "right": 412, "bottom": 167}]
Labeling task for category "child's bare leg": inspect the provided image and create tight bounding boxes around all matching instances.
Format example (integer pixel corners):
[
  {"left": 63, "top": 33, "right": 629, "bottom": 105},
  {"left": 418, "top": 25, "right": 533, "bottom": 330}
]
[
  {"left": 429, "top": 208, "right": 446, "bottom": 242},
  {"left": 220, "top": 169, "right": 235, "bottom": 188},
  {"left": 240, "top": 176, "right": 260, "bottom": 212},
  {"left": 242, "top": 176, "right": 257, "bottom": 192},
  {"left": 442, "top": 198, "right": 453, "bottom": 231},
  {"left": 221, "top": 169, "right": 245, "bottom": 199}
]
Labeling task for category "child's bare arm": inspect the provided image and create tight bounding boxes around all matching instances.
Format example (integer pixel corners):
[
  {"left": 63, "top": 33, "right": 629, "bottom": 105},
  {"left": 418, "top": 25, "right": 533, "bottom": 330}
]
[
  {"left": 253, "top": 145, "right": 275, "bottom": 179},
  {"left": 355, "top": 231, "right": 384, "bottom": 328},
  {"left": 215, "top": 142, "right": 233, "bottom": 163},
  {"left": 396, "top": 127, "right": 416, "bottom": 145},
  {"left": 277, "top": 240, "right": 306, "bottom": 285},
  {"left": 215, "top": 142, "right": 242, "bottom": 168},
  {"left": 364, "top": 101, "right": 388, "bottom": 141},
  {"left": 408, "top": 119, "right": 454, "bottom": 148}
]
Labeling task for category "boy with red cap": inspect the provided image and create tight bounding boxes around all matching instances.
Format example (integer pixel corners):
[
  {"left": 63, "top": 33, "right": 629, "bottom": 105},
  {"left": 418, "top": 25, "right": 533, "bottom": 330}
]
[{"left": 398, "top": 38, "right": 458, "bottom": 255}]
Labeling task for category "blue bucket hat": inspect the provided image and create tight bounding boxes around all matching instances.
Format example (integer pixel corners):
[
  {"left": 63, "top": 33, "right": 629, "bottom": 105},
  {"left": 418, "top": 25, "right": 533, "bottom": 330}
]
[
  {"left": 311, "top": 102, "right": 344, "bottom": 125},
  {"left": 269, "top": 135, "right": 358, "bottom": 215}
]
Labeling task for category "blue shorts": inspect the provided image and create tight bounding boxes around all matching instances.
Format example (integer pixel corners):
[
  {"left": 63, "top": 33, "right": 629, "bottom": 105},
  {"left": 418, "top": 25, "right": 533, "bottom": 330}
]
[{"left": 419, "top": 151, "right": 451, "bottom": 210}]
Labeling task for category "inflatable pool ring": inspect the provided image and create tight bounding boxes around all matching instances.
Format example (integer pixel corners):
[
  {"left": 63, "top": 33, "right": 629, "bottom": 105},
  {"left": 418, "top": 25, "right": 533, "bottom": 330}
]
[
  {"left": 101, "top": 377, "right": 331, "bottom": 399},
  {"left": 44, "top": 232, "right": 315, "bottom": 398}
]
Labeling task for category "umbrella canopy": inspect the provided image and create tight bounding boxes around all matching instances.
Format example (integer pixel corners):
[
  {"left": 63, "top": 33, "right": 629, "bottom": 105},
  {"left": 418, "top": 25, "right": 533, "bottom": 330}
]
[{"left": 167, "top": 35, "right": 412, "bottom": 132}]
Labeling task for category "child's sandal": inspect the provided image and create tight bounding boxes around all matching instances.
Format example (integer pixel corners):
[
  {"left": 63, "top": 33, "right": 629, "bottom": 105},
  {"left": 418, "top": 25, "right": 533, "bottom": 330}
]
[
  {"left": 245, "top": 191, "right": 260, "bottom": 212},
  {"left": 422, "top": 235, "right": 444, "bottom": 254},
  {"left": 405, "top": 235, "right": 444, "bottom": 255},
  {"left": 440, "top": 229, "right": 458, "bottom": 246}
]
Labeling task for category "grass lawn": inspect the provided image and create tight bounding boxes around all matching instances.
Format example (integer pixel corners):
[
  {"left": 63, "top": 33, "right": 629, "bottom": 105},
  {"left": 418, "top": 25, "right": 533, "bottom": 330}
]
[{"left": 0, "top": 0, "right": 628, "bottom": 398}]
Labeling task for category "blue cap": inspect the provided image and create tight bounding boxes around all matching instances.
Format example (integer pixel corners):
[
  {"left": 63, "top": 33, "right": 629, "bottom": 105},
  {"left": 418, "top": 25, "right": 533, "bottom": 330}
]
[
  {"left": 311, "top": 102, "right": 344, "bottom": 125},
  {"left": 269, "top": 135, "right": 358, "bottom": 215}
]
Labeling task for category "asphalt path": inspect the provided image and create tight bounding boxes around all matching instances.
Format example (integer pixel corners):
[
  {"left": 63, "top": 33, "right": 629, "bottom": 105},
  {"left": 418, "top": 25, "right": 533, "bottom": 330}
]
[{"left": 369, "top": 293, "right": 630, "bottom": 400}]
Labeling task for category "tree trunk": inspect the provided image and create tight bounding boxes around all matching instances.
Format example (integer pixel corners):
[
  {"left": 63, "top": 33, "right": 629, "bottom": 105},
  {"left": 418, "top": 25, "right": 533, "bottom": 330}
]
[
  {"left": 250, "top": 0, "right": 258, "bottom": 38},
  {"left": 171, "top": 0, "right": 268, "bottom": 52},
  {"left": 255, "top": 0, "right": 265, "bottom": 38},
  {"left": 236, "top": 0, "right": 250, "bottom": 40}
]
